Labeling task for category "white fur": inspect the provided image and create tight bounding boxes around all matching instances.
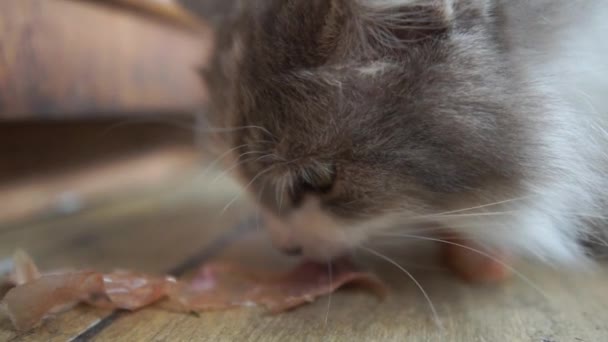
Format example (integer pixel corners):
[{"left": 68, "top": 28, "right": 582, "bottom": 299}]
[
  {"left": 459, "top": 0, "right": 608, "bottom": 266},
  {"left": 262, "top": 198, "right": 369, "bottom": 260},
  {"left": 349, "top": 1, "right": 608, "bottom": 266},
  {"left": 257, "top": 1, "right": 608, "bottom": 266},
  {"left": 356, "top": 60, "right": 397, "bottom": 76}
]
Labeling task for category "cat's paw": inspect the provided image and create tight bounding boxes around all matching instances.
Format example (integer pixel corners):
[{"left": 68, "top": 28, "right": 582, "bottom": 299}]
[{"left": 440, "top": 234, "right": 512, "bottom": 284}]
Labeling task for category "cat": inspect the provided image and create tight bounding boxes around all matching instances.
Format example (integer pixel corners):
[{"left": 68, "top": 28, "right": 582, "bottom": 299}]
[{"left": 198, "top": 0, "right": 608, "bottom": 275}]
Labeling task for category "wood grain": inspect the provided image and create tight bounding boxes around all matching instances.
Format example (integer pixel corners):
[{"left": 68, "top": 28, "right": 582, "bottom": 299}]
[
  {"left": 0, "top": 118, "right": 197, "bottom": 183},
  {"left": 84, "top": 0, "right": 208, "bottom": 33},
  {"left": 0, "top": 173, "right": 247, "bottom": 341},
  {"left": 0, "top": 0, "right": 211, "bottom": 118},
  {"left": 1, "top": 173, "right": 608, "bottom": 341},
  {"left": 93, "top": 234, "right": 608, "bottom": 342},
  {"left": 0, "top": 145, "right": 201, "bottom": 226}
]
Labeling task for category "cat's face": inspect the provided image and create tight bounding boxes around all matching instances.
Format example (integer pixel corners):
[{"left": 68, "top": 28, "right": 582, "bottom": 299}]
[{"left": 203, "top": 0, "right": 534, "bottom": 260}]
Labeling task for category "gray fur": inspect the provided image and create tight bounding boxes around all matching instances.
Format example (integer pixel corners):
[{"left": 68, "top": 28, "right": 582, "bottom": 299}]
[{"left": 201, "top": 0, "right": 608, "bottom": 263}]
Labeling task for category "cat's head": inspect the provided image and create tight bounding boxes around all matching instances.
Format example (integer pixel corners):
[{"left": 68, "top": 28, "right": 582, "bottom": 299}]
[{"left": 202, "top": 0, "right": 537, "bottom": 260}]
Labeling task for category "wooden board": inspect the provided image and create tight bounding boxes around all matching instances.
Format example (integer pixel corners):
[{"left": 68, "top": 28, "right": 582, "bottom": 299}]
[
  {"left": 0, "top": 173, "right": 247, "bottom": 341},
  {"left": 0, "top": 145, "right": 201, "bottom": 225},
  {"left": 91, "top": 235, "right": 608, "bottom": 342},
  {"left": 1, "top": 174, "right": 608, "bottom": 341},
  {"left": 0, "top": 118, "right": 198, "bottom": 182},
  {"left": 0, "top": 0, "right": 211, "bottom": 118}
]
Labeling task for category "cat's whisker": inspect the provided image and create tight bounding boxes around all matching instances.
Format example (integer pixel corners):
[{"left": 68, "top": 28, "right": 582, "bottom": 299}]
[
  {"left": 208, "top": 157, "right": 256, "bottom": 186},
  {"left": 572, "top": 213, "right": 608, "bottom": 221},
  {"left": 98, "top": 117, "right": 197, "bottom": 138},
  {"left": 580, "top": 238, "right": 608, "bottom": 248},
  {"left": 373, "top": 232, "right": 550, "bottom": 300},
  {"left": 220, "top": 165, "right": 276, "bottom": 215},
  {"left": 210, "top": 152, "right": 272, "bottom": 185},
  {"left": 276, "top": 176, "right": 288, "bottom": 215},
  {"left": 578, "top": 228, "right": 608, "bottom": 248},
  {"left": 378, "top": 227, "right": 472, "bottom": 238},
  {"left": 194, "top": 143, "right": 249, "bottom": 178},
  {"left": 328, "top": 196, "right": 529, "bottom": 223},
  {"left": 199, "top": 124, "right": 277, "bottom": 138},
  {"left": 360, "top": 246, "right": 443, "bottom": 330},
  {"left": 362, "top": 241, "right": 451, "bottom": 271},
  {"left": 324, "top": 261, "right": 333, "bottom": 326},
  {"left": 345, "top": 210, "right": 521, "bottom": 236},
  {"left": 206, "top": 143, "right": 250, "bottom": 163},
  {"left": 99, "top": 117, "right": 277, "bottom": 140},
  {"left": 162, "top": 143, "right": 250, "bottom": 201},
  {"left": 413, "top": 196, "right": 531, "bottom": 219},
  {"left": 255, "top": 179, "right": 269, "bottom": 234},
  {"left": 423, "top": 211, "right": 519, "bottom": 219}
]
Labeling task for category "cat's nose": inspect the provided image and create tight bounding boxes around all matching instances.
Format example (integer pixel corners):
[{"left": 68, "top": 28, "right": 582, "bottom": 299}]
[{"left": 280, "top": 246, "right": 303, "bottom": 256}]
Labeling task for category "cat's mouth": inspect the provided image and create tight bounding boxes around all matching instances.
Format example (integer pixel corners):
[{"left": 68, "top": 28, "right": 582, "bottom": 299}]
[{"left": 261, "top": 204, "right": 363, "bottom": 262}]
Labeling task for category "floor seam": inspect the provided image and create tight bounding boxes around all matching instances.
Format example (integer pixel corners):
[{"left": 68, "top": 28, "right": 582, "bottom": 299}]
[{"left": 69, "top": 219, "right": 254, "bottom": 341}]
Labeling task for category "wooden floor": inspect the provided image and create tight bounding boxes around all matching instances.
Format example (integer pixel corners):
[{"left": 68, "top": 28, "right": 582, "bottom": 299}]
[{"left": 1, "top": 173, "right": 608, "bottom": 341}]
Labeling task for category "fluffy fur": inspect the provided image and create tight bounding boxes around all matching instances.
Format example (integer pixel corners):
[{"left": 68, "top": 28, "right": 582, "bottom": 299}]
[{"left": 201, "top": 0, "right": 608, "bottom": 265}]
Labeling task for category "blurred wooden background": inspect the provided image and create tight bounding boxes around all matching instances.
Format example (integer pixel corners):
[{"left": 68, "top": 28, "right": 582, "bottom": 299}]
[
  {"left": 0, "top": 0, "right": 211, "bottom": 118},
  {"left": 0, "top": 0, "right": 215, "bottom": 225}
]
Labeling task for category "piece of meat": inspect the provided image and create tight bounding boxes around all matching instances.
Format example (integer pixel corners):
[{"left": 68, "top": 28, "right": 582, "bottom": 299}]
[
  {"left": 164, "top": 259, "right": 388, "bottom": 313},
  {"left": 11, "top": 249, "right": 41, "bottom": 285},
  {"left": 0, "top": 279, "right": 13, "bottom": 302},
  {"left": 1, "top": 269, "right": 180, "bottom": 331},
  {"left": 0, "top": 250, "right": 387, "bottom": 332},
  {"left": 2, "top": 272, "right": 105, "bottom": 331},
  {"left": 88, "top": 271, "right": 178, "bottom": 310},
  {"left": 0, "top": 249, "right": 41, "bottom": 299}
]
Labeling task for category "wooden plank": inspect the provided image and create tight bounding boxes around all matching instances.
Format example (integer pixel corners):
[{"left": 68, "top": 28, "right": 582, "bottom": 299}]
[
  {"left": 0, "top": 118, "right": 197, "bottom": 183},
  {"left": 0, "top": 0, "right": 211, "bottom": 118},
  {"left": 0, "top": 174, "right": 247, "bottom": 341},
  {"left": 94, "top": 233, "right": 608, "bottom": 341},
  {"left": 3, "top": 170, "right": 608, "bottom": 340},
  {"left": 0, "top": 145, "right": 201, "bottom": 225},
  {"left": 83, "top": 0, "right": 208, "bottom": 33},
  {"left": 178, "top": 0, "right": 238, "bottom": 26}
]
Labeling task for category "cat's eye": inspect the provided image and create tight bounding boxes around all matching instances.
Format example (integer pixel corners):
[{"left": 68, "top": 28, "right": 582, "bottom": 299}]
[
  {"left": 290, "top": 165, "right": 336, "bottom": 205},
  {"left": 298, "top": 177, "right": 333, "bottom": 194}
]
